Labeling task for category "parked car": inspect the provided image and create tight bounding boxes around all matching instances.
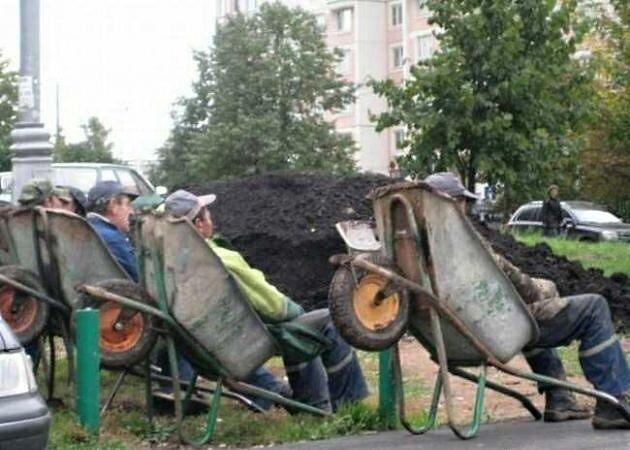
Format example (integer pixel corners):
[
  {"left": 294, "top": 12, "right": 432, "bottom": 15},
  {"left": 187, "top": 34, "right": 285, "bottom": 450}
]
[
  {"left": 0, "top": 163, "right": 166, "bottom": 203},
  {"left": 507, "top": 201, "right": 630, "bottom": 242},
  {"left": 0, "top": 314, "right": 50, "bottom": 450}
]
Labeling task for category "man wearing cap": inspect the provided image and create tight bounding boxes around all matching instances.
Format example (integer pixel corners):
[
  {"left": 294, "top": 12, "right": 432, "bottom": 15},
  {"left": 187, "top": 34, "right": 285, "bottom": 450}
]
[
  {"left": 86, "top": 181, "right": 139, "bottom": 282},
  {"left": 424, "top": 172, "right": 630, "bottom": 429},
  {"left": 542, "top": 184, "right": 562, "bottom": 237},
  {"left": 18, "top": 178, "right": 72, "bottom": 209},
  {"left": 164, "top": 189, "right": 368, "bottom": 412}
]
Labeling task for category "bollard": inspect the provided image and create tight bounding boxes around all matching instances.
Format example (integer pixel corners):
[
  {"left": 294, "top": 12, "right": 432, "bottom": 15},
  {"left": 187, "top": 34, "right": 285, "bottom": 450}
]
[
  {"left": 75, "top": 308, "right": 100, "bottom": 434},
  {"left": 378, "top": 348, "right": 397, "bottom": 428}
]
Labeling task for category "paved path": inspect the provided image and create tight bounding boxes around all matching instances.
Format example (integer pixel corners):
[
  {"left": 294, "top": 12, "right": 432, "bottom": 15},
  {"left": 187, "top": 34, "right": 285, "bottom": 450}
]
[{"left": 273, "top": 420, "right": 630, "bottom": 450}]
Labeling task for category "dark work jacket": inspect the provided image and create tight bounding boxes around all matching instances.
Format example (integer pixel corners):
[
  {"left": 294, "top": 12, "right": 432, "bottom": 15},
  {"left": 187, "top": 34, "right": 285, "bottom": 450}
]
[
  {"left": 87, "top": 213, "right": 139, "bottom": 282},
  {"left": 541, "top": 198, "right": 562, "bottom": 229}
]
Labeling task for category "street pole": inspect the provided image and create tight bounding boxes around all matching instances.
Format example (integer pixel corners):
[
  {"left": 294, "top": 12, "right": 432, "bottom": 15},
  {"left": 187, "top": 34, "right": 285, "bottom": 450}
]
[{"left": 10, "top": 0, "right": 53, "bottom": 202}]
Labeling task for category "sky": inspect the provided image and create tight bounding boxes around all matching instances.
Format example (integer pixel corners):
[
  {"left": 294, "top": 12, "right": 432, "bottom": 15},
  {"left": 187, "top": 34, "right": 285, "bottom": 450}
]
[{"left": 0, "top": 0, "right": 216, "bottom": 161}]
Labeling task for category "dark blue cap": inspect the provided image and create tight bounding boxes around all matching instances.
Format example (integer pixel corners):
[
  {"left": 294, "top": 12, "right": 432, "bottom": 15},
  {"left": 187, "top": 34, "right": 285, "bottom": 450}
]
[{"left": 87, "top": 181, "right": 139, "bottom": 211}]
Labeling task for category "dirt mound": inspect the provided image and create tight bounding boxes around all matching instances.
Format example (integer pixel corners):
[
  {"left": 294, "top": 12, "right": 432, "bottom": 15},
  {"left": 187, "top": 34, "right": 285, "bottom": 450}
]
[
  {"left": 185, "top": 172, "right": 630, "bottom": 329},
  {"left": 184, "top": 172, "right": 394, "bottom": 311},
  {"left": 475, "top": 223, "right": 630, "bottom": 331}
]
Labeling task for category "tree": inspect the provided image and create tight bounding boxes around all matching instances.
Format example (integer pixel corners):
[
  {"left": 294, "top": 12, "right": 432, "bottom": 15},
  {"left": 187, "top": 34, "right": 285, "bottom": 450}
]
[
  {"left": 579, "top": 0, "right": 630, "bottom": 218},
  {"left": 0, "top": 51, "right": 17, "bottom": 171},
  {"left": 54, "top": 117, "right": 118, "bottom": 163},
  {"left": 154, "top": 2, "right": 356, "bottom": 187},
  {"left": 371, "top": 0, "right": 595, "bottom": 207}
]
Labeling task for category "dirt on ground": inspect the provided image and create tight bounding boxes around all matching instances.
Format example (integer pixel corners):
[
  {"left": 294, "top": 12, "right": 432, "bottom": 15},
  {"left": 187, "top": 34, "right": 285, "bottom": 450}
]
[
  {"left": 185, "top": 172, "right": 394, "bottom": 311},
  {"left": 186, "top": 172, "right": 630, "bottom": 329}
]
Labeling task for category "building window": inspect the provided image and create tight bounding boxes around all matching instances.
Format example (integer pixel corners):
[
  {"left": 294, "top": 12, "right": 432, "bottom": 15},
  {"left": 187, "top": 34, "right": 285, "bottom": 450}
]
[
  {"left": 315, "top": 14, "right": 327, "bottom": 32},
  {"left": 391, "top": 3, "right": 403, "bottom": 27},
  {"left": 392, "top": 45, "right": 404, "bottom": 69},
  {"left": 336, "top": 48, "right": 351, "bottom": 75},
  {"left": 417, "top": 0, "right": 431, "bottom": 17},
  {"left": 247, "top": 0, "right": 257, "bottom": 11},
  {"left": 416, "top": 33, "right": 436, "bottom": 62},
  {"left": 335, "top": 8, "right": 353, "bottom": 33},
  {"left": 394, "top": 129, "right": 406, "bottom": 149}
]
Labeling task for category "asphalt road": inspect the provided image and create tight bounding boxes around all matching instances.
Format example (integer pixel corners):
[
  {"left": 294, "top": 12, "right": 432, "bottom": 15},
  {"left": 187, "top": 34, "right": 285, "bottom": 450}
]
[{"left": 273, "top": 420, "right": 630, "bottom": 450}]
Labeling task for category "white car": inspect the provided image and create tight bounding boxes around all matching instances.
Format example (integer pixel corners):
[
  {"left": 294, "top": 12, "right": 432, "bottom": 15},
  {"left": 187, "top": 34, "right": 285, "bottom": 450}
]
[{"left": 0, "top": 163, "right": 165, "bottom": 203}]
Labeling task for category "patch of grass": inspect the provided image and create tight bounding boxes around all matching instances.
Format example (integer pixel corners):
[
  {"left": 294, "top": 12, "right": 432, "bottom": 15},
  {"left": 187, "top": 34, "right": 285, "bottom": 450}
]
[
  {"left": 514, "top": 232, "right": 630, "bottom": 276},
  {"left": 203, "top": 401, "right": 385, "bottom": 447},
  {"left": 557, "top": 343, "right": 583, "bottom": 377},
  {"left": 49, "top": 409, "right": 128, "bottom": 450}
]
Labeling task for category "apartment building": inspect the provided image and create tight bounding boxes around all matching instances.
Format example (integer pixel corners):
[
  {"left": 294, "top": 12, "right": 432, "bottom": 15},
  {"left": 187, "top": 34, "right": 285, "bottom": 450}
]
[{"left": 215, "top": 0, "right": 438, "bottom": 174}]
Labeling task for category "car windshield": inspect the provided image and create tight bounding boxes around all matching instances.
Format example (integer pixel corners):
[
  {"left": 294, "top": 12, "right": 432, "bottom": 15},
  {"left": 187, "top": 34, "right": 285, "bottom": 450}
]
[
  {"left": 572, "top": 209, "right": 622, "bottom": 224},
  {"left": 53, "top": 168, "right": 97, "bottom": 193}
]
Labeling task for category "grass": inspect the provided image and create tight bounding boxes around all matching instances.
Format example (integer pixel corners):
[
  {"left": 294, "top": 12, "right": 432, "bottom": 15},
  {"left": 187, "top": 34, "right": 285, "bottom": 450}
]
[
  {"left": 44, "top": 347, "right": 389, "bottom": 449},
  {"left": 514, "top": 232, "right": 630, "bottom": 276}
]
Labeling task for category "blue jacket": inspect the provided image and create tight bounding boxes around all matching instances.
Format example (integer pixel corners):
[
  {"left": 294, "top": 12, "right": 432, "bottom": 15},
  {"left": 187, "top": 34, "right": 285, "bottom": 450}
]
[{"left": 87, "top": 214, "right": 139, "bottom": 282}]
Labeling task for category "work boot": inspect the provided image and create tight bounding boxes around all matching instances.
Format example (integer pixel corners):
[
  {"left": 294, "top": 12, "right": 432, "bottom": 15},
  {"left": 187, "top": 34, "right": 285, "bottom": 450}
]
[
  {"left": 592, "top": 392, "right": 630, "bottom": 430},
  {"left": 544, "top": 388, "right": 591, "bottom": 422}
]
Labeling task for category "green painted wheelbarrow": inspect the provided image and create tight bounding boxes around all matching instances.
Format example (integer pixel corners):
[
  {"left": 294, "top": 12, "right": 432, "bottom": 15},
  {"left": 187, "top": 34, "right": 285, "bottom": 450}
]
[
  {"left": 329, "top": 181, "right": 630, "bottom": 439},
  {"left": 74, "top": 210, "right": 331, "bottom": 447}
]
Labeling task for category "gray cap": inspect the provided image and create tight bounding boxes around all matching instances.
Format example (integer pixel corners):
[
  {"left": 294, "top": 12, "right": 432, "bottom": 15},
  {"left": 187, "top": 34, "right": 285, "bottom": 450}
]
[
  {"left": 87, "top": 181, "right": 139, "bottom": 211},
  {"left": 423, "top": 172, "right": 479, "bottom": 199},
  {"left": 164, "top": 189, "right": 216, "bottom": 221}
]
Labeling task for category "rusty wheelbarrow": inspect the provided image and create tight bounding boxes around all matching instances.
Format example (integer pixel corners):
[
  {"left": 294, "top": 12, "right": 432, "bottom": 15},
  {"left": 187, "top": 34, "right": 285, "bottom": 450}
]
[
  {"left": 329, "top": 182, "right": 630, "bottom": 439},
  {"left": 75, "top": 210, "right": 331, "bottom": 447}
]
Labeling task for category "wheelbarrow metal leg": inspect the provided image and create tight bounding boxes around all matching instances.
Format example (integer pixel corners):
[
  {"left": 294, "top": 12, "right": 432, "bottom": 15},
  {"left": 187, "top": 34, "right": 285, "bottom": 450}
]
[
  {"left": 393, "top": 343, "right": 441, "bottom": 434},
  {"left": 449, "top": 367, "right": 542, "bottom": 421},
  {"left": 144, "top": 358, "right": 154, "bottom": 432},
  {"left": 100, "top": 370, "right": 127, "bottom": 417},
  {"left": 430, "top": 306, "right": 485, "bottom": 440}
]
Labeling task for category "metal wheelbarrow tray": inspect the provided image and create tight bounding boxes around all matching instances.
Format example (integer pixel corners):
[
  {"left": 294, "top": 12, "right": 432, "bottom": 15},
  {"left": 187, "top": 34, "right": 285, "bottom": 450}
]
[
  {"left": 77, "top": 211, "right": 330, "bottom": 447},
  {"left": 330, "top": 181, "right": 630, "bottom": 439}
]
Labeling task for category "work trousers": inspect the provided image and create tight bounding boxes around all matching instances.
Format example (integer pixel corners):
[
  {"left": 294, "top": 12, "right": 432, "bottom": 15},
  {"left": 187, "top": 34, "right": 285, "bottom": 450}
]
[
  {"left": 284, "top": 319, "right": 369, "bottom": 412},
  {"left": 524, "top": 294, "right": 630, "bottom": 397},
  {"left": 156, "top": 319, "right": 368, "bottom": 412}
]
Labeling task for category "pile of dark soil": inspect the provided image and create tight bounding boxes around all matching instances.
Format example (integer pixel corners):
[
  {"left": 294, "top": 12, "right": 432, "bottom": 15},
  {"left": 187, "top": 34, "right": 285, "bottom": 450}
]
[
  {"left": 185, "top": 172, "right": 630, "bottom": 329},
  {"left": 475, "top": 223, "right": 630, "bottom": 331},
  {"left": 184, "top": 172, "right": 394, "bottom": 311}
]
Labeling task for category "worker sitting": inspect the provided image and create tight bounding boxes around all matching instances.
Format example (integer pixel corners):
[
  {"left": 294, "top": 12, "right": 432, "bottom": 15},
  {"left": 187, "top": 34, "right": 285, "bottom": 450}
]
[{"left": 163, "top": 189, "right": 368, "bottom": 412}]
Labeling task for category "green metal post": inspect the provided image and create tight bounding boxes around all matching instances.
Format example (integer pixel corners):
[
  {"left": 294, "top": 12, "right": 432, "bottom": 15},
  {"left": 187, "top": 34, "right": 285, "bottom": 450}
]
[
  {"left": 378, "top": 348, "right": 397, "bottom": 428},
  {"left": 75, "top": 308, "right": 100, "bottom": 434}
]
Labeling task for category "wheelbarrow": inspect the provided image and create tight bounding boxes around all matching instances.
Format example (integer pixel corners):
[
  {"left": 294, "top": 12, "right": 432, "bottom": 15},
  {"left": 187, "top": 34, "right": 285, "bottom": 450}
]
[
  {"left": 75, "top": 210, "right": 331, "bottom": 447},
  {"left": 0, "top": 206, "right": 86, "bottom": 399},
  {"left": 329, "top": 181, "right": 630, "bottom": 439},
  {"left": 0, "top": 205, "right": 280, "bottom": 415}
]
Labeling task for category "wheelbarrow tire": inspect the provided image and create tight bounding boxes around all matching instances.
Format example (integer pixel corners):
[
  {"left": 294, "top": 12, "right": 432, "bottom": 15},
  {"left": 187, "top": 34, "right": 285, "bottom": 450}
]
[
  {"left": 329, "top": 254, "right": 409, "bottom": 351},
  {"left": 0, "top": 265, "right": 49, "bottom": 345},
  {"left": 78, "top": 279, "right": 158, "bottom": 369}
]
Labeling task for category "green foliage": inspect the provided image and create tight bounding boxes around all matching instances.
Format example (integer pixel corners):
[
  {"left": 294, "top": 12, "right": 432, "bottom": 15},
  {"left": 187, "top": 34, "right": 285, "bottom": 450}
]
[
  {"left": 154, "top": 2, "right": 356, "bottom": 187},
  {"left": 54, "top": 117, "right": 119, "bottom": 163},
  {"left": 0, "top": 51, "right": 17, "bottom": 171},
  {"left": 371, "top": 0, "right": 595, "bottom": 208},
  {"left": 580, "top": 0, "right": 630, "bottom": 213}
]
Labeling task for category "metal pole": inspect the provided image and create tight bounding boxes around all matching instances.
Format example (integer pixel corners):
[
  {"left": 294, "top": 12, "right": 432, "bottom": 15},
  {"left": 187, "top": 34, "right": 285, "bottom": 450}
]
[
  {"left": 10, "top": 0, "right": 53, "bottom": 202},
  {"left": 75, "top": 308, "right": 100, "bottom": 435}
]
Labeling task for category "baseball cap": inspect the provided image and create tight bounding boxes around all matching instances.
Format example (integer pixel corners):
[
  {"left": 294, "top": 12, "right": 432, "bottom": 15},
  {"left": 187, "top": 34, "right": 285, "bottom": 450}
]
[
  {"left": 60, "top": 186, "right": 87, "bottom": 216},
  {"left": 423, "top": 172, "right": 479, "bottom": 200},
  {"left": 164, "top": 189, "right": 216, "bottom": 221},
  {"left": 18, "top": 179, "right": 55, "bottom": 206},
  {"left": 87, "top": 181, "right": 139, "bottom": 211}
]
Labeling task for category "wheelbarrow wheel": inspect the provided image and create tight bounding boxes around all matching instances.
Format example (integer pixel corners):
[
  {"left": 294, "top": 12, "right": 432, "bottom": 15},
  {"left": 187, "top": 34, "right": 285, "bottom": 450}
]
[
  {"left": 329, "top": 254, "right": 409, "bottom": 351},
  {"left": 78, "top": 279, "right": 157, "bottom": 369},
  {"left": 0, "top": 265, "right": 49, "bottom": 345}
]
